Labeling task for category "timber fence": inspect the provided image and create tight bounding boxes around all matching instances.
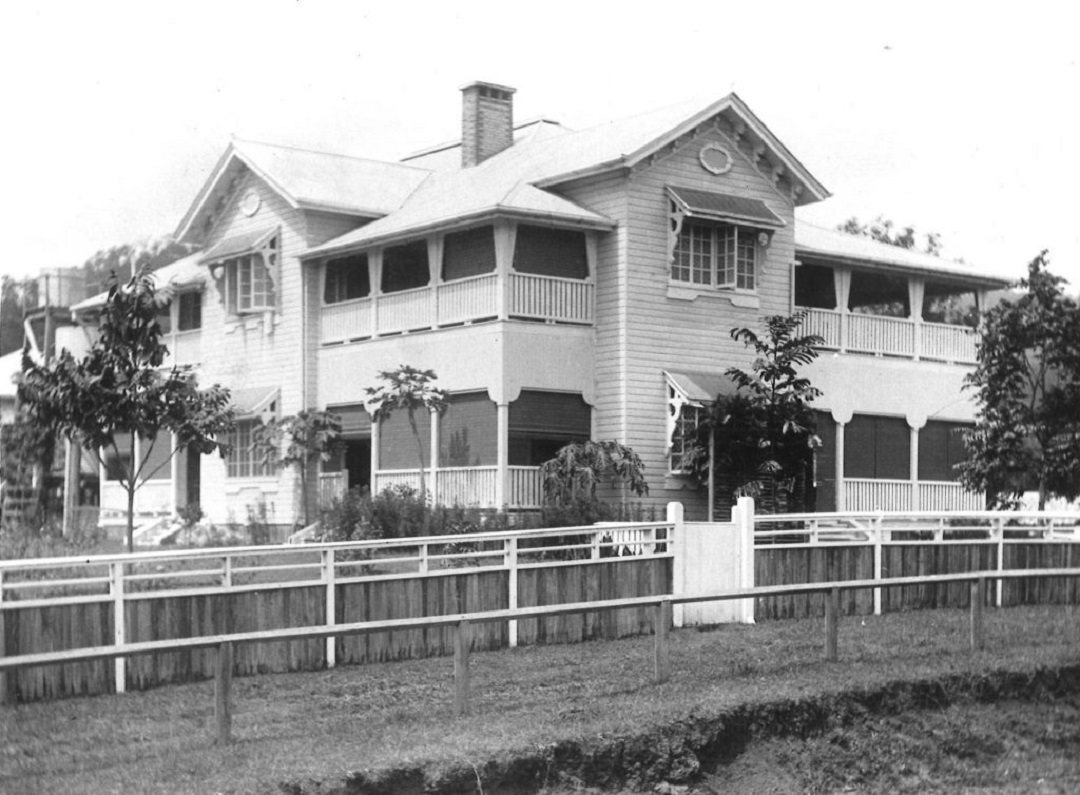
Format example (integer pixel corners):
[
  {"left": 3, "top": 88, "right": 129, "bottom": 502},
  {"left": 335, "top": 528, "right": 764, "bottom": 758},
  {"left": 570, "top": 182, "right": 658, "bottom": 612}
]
[
  {"left": 0, "top": 520, "right": 672, "bottom": 702},
  {"left": 753, "top": 510, "right": 1080, "bottom": 619},
  {"left": 1, "top": 567, "right": 1077, "bottom": 744}
]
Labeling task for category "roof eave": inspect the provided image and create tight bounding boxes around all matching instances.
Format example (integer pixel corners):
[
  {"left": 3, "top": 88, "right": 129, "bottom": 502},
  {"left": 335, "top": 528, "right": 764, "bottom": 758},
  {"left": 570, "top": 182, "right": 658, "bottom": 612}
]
[
  {"left": 797, "top": 250, "right": 1013, "bottom": 289},
  {"left": 302, "top": 207, "right": 615, "bottom": 261}
]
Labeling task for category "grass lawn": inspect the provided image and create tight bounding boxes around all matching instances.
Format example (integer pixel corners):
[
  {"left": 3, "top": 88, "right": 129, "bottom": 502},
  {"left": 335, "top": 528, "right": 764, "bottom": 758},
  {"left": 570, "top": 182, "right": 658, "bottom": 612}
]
[{"left": 2, "top": 604, "right": 1078, "bottom": 794}]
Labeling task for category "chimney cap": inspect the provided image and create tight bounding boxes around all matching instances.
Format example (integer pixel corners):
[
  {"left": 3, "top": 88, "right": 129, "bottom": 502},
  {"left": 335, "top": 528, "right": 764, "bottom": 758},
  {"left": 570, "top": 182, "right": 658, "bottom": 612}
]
[{"left": 460, "top": 80, "right": 517, "bottom": 98}]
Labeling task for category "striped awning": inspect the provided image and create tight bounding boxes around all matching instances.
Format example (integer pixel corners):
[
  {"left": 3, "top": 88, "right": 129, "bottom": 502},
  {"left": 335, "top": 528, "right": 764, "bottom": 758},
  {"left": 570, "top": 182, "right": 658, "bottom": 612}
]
[
  {"left": 665, "top": 370, "right": 737, "bottom": 406},
  {"left": 200, "top": 227, "right": 277, "bottom": 264},
  {"left": 667, "top": 186, "right": 785, "bottom": 229}
]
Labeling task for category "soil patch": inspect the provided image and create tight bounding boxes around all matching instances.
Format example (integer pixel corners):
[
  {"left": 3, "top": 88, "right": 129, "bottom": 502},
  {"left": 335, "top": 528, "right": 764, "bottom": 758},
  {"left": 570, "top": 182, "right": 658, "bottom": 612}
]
[{"left": 335, "top": 665, "right": 1080, "bottom": 794}]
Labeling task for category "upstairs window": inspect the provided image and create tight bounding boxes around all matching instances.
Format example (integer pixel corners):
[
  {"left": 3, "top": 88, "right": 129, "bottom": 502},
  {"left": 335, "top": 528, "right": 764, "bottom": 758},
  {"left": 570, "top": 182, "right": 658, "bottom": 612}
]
[
  {"left": 443, "top": 226, "right": 496, "bottom": 281},
  {"left": 177, "top": 291, "right": 202, "bottom": 331},
  {"left": 382, "top": 241, "right": 429, "bottom": 293},
  {"left": 324, "top": 254, "right": 370, "bottom": 304},
  {"left": 671, "top": 220, "right": 756, "bottom": 290},
  {"left": 667, "top": 187, "right": 784, "bottom": 294},
  {"left": 513, "top": 225, "right": 588, "bottom": 279},
  {"left": 203, "top": 228, "right": 278, "bottom": 315}
]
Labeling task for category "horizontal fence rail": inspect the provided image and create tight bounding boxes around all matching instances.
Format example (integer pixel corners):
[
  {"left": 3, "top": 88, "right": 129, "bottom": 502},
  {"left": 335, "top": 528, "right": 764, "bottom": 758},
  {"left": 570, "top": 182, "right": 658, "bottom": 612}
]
[
  {"left": 2, "top": 567, "right": 1075, "bottom": 743},
  {"left": 753, "top": 510, "right": 1080, "bottom": 619},
  {"left": 0, "top": 520, "right": 674, "bottom": 703}
]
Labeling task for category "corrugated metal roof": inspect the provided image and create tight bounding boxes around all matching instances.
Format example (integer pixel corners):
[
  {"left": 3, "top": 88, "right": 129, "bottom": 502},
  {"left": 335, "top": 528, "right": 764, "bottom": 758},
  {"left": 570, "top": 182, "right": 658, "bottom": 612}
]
[
  {"left": 794, "top": 222, "right": 1012, "bottom": 285},
  {"left": 70, "top": 253, "right": 207, "bottom": 314},
  {"left": 233, "top": 140, "right": 430, "bottom": 215},
  {"left": 668, "top": 186, "right": 785, "bottom": 229}
]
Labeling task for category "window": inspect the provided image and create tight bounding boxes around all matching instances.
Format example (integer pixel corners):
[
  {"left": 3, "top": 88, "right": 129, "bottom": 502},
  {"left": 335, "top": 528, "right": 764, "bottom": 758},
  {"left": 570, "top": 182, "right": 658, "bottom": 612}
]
[
  {"left": 794, "top": 263, "right": 837, "bottom": 309},
  {"left": 443, "top": 227, "right": 496, "bottom": 281},
  {"left": 508, "top": 391, "right": 591, "bottom": 466},
  {"left": 382, "top": 241, "right": 429, "bottom": 293},
  {"left": 225, "top": 419, "right": 271, "bottom": 478},
  {"left": 918, "top": 421, "right": 971, "bottom": 482},
  {"left": 671, "top": 219, "right": 756, "bottom": 290},
  {"left": 670, "top": 404, "right": 705, "bottom": 473},
  {"left": 223, "top": 240, "right": 277, "bottom": 314},
  {"left": 439, "top": 392, "right": 497, "bottom": 466},
  {"left": 844, "top": 414, "right": 910, "bottom": 480},
  {"left": 178, "top": 292, "right": 202, "bottom": 331},
  {"left": 324, "top": 254, "right": 370, "bottom": 304},
  {"left": 513, "top": 226, "right": 588, "bottom": 279}
]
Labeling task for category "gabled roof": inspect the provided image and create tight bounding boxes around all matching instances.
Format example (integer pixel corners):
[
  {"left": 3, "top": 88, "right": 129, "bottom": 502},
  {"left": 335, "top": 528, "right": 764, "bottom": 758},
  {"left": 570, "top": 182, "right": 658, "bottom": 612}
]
[
  {"left": 305, "top": 93, "right": 827, "bottom": 259},
  {"left": 794, "top": 222, "right": 1012, "bottom": 287},
  {"left": 175, "top": 139, "right": 430, "bottom": 244},
  {"left": 70, "top": 252, "right": 206, "bottom": 314}
]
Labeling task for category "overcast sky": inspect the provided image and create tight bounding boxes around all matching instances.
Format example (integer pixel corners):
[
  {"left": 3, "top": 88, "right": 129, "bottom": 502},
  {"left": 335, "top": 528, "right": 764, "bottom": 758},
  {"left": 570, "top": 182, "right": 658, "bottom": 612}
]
[{"left": 2, "top": 1, "right": 1077, "bottom": 288}]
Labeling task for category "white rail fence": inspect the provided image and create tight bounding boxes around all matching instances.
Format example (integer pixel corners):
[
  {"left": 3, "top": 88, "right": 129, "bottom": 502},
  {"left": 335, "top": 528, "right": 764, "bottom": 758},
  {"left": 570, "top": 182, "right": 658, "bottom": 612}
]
[{"left": 754, "top": 509, "right": 1080, "bottom": 615}]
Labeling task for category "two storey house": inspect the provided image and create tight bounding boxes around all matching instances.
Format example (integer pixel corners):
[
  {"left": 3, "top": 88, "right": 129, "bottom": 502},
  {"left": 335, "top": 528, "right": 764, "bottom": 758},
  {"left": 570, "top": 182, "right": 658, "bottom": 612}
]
[{"left": 74, "top": 82, "right": 1009, "bottom": 527}]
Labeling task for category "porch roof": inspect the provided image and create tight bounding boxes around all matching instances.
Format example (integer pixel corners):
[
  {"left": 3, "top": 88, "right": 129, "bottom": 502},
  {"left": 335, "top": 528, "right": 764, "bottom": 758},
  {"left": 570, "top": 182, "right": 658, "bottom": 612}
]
[
  {"left": 795, "top": 222, "right": 1012, "bottom": 287},
  {"left": 666, "top": 370, "right": 738, "bottom": 405}
]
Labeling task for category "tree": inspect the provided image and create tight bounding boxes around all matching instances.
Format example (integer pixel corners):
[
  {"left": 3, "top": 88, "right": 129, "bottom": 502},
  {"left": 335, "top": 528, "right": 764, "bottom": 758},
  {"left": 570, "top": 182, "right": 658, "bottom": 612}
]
[
  {"left": 17, "top": 270, "right": 235, "bottom": 550},
  {"left": 701, "top": 313, "right": 823, "bottom": 513},
  {"left": 838, "top": 215, "right": 942, "bottom": 256},
  {"left": 540, "top": 440, "right": 648, "bottom": 505},
  {"left": 365, "top": 365, "right": 448, "bottom": 500},
  {"left": 1, "top": 276, "right": 37, "bottom": 356},
  {"left": 255, "top": 410, "right": 344, "bottom": 526},
  {"left": 82, "top": 235, "right": 196, "bottom": 297},
  {"left": 957, "top": 253, "right": 1080, "bottom": 509}
]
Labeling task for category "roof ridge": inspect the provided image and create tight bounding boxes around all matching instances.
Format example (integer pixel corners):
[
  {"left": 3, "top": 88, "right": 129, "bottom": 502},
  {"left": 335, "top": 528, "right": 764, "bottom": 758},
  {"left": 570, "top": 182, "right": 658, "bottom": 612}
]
[{"left": 234, "top": 137, "right": 431, "bottom": 173}]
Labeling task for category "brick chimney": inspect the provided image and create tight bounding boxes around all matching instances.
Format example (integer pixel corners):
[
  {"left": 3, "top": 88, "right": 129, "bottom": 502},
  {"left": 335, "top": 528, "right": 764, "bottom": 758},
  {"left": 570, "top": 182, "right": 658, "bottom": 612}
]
[{"left": 461, "top": 81, "right": 516, "bottom": 167}]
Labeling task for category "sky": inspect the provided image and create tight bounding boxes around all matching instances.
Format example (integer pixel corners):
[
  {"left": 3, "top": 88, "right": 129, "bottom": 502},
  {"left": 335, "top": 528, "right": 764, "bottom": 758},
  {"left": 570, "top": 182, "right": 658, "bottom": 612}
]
[{"left": 1, "top": 1, "right": 1078, "bottom": 288}]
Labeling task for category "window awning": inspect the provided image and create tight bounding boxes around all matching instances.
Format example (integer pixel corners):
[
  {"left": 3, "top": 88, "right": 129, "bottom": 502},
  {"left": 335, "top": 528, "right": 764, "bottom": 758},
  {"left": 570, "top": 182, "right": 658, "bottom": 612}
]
[
  {"left": 230, "top": 386, "right": 279, "bottom": 419},
  {"left": 200, "top": 227, "right": 277, "bottom": 264},
  {"left": 665, "top": 370, "right": 738, "bottom": 406},
  {"left": 667, "top": 187, "right": 785, "bottom": 230},
  {"left": 327, "top": 403, "right": 372, "bottom": 436}
]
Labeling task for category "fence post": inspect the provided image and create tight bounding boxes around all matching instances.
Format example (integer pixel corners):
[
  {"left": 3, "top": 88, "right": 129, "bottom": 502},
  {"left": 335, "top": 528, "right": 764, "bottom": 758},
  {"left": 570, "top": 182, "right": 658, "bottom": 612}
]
[
  {"left": 825, "top": 586, "right": 840, "bottom": 662},
  {"left": 215, "top": 641, "right": 234, "bottom": 744},
  {"left": 222, "top": 554, "right": 232, "bottom": 588},
  {"left": 0, "top": 571, "right": 6, "bottom": 705},
  {"left": 654, "top": 600, "right": 672, "bottom": 684},
  {"left": 873, "top": 517, "right": 883, "bottom": 616},
  {"left": 970, "top": 577, "right": 985, "bottom": 651},
  {"left": 324, "top": 548, "right": 337, "bottom": 668},
  {"left": 419, "top": 543, "right": 429, "bottom": 575},
  {"left": 667, "top": 502, "right": 685, "bottom": 628},
  {"left": 995, "top": 518, "right": 1004, "bottom": 608},
  {"left": 110, "top": 561, "right": 126, "bottom": 694},
  {"left": 735, "top": 496, "right": 756, "bottom": 624},
  {"left": 454, "top": 619, "right": 471, "bottom": 717},
  {"left": 505, "top": 538, "right": 518, "bottom": 648}
]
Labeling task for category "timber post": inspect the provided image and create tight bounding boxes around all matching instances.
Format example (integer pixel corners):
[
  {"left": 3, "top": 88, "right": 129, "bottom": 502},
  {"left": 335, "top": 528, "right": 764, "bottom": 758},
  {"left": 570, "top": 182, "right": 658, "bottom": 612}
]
[
  {"left": 215, "top": 641, "right": 234, "bottom": 744},
  {"left": 454, "top": 619, "right": 471, "bottom": 717},
  {"left": 970, "top": 576, "right": 985, "bottom": 651},
  {"left": 654, "top": 599, "right": 672, "bottom": 683},
  {"left": 825, "top": 586, "right": 840, "bottom": 662}
]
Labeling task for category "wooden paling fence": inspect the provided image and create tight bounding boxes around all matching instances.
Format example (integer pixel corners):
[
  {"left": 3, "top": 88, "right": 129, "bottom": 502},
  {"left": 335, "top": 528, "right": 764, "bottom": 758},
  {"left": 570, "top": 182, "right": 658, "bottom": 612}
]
[
  {"left": 2, "top": 567, "right": 1077, "bottom": 745},
  {"left": 753, "top": 511, "right": 1080, "bottom": 619},
  {"left": 0, "top": 521, "right": 672, "bottom": 703}
]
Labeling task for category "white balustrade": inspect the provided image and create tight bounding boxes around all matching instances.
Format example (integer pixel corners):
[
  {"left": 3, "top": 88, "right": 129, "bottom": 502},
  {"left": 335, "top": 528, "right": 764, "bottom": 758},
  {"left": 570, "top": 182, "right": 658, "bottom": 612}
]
[
  {"left": 846, "top": 313, "right": 915, "bottom": 357},
  {"left": 373, "top": 469, "right": 423, "bottom": 494},
  {"left": 437, "top": 274, "right": 498, "bottom": 325},
  {"left": 436, "top": 466, "right": 498, "bottom": 506},
  {"left": 509, "top": 466, "right": 543, "bottom": 508},
  {"left": 509, "top": 274, "right": 593, "bottom": 323},
  {"left": 918, "top": 481, "right": 984, "bottom": 511},
  {"left": 377, "top": 287, "right": 433, "bottom": 335},
  {"left": 921, "top": 321, "right": 977, "bottom": 364},
  {"left": 321, "top": 297, "right": 373, "bottom": 344},
  {"left": 799, "top": 308, "right": 842, "bottom": 348},
  {"left": 319, "top": 473, "right": 347, "bottom": 506},
  {"left": 844, "top": 478, "right": 914, "bottom": 511}
]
